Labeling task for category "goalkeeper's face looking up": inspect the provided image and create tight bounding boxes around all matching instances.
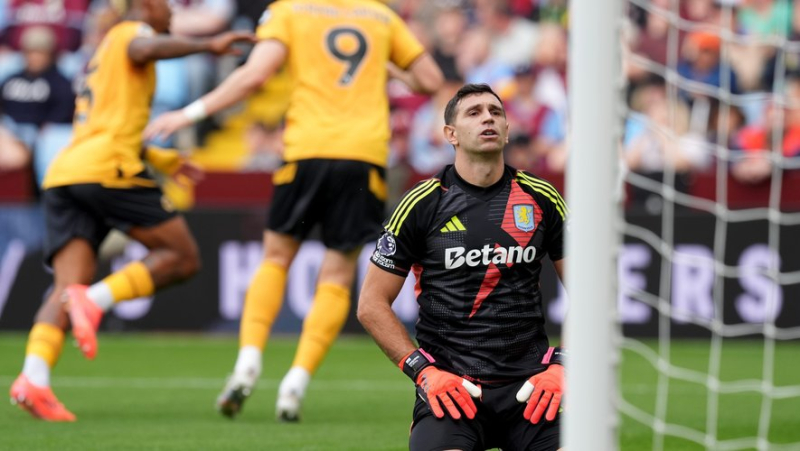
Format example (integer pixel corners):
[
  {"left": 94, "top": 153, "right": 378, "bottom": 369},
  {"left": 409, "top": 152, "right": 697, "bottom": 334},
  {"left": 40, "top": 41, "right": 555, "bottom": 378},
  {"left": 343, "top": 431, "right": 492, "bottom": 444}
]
[{"left": 443, "top": 83, "right": 509, "bottom": 157}]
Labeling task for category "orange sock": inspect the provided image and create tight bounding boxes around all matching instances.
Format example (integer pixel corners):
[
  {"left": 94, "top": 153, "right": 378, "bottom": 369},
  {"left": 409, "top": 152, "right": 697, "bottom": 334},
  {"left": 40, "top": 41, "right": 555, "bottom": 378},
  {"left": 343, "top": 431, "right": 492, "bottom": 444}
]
[
  {"left": 292, "top": 283, "right": 350, "bottom": 374},
  {"left": 103, "top": 261, "right": 155, "bottom": 303},
  {"left": 25, "top": 323, "right": 65, "bottom": 367},
  {"left": 239, "top": 262, "right": 288, "bottom": 350}
]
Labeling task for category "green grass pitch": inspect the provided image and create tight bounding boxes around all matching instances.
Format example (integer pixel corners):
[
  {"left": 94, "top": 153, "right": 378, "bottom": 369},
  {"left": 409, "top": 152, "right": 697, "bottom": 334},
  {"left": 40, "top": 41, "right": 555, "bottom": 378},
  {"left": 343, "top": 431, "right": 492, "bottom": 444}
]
[{"left": 1, "top": 334, "right": 798, "bottom": 450}]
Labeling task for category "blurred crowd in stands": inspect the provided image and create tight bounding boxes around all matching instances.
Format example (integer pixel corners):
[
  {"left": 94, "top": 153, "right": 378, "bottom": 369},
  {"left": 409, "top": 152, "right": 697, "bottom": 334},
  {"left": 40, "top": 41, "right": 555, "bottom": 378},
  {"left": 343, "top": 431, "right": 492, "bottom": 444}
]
[{"left": 1, "top": 0, "right": 799, "bottom": 202}]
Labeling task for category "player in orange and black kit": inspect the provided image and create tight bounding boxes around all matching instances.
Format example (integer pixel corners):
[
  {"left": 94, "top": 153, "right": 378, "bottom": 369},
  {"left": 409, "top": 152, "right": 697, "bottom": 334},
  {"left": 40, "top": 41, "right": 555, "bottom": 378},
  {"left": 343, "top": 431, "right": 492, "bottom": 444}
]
[
  {"left": 145, "top": 0, "right": 444, "bottom": 422},
  {"left": 8, "top": 0, "right": 254, "bottom": 421},
  {"left": 358, "top": 84, "right": 568, "bottom": 450}
]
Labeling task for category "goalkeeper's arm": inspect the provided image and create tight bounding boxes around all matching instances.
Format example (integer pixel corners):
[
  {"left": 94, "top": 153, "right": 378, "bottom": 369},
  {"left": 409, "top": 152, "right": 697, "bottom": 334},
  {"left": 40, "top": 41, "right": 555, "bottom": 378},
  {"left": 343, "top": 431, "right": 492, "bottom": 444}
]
[
  {"left": 357, "top": 263, "right": 417, "bottom": 366},
  {"left": 357, "top": 264, "right": 481, "bottom": 420}
]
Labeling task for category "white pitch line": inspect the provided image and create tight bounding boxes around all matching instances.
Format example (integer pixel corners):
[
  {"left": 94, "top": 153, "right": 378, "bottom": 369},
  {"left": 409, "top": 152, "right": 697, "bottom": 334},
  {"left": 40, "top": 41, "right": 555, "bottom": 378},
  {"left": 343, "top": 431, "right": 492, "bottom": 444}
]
[
  {"left": 0, "top": 376, "right": 410, "bottom": 392},
  {"left": 0, "top": 376, "right": 797, "bottom": 398}
]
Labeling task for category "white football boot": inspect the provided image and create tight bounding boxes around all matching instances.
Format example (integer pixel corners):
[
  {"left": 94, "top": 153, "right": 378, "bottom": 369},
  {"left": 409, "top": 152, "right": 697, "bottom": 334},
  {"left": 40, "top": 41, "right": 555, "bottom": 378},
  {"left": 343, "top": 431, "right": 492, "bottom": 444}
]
[
  {"left": 216, "top": 346, "right": 261, "bottom": 418},
  {"left": 275, "top": 367, "right": 310, "bottom": 422}
]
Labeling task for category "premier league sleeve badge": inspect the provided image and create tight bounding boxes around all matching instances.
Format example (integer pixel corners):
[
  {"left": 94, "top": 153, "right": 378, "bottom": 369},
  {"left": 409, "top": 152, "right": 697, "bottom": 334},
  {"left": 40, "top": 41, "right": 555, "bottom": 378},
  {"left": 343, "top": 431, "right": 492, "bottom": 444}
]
[{"left": 376, "top": 231, "right": 397, "bottom": 257}]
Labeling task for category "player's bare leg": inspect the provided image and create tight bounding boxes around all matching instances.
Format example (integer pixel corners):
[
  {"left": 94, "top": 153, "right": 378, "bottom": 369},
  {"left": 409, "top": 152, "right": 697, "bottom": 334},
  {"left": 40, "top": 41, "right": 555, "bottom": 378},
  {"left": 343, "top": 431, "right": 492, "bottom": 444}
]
[
  {"left": 217, "top": 230, "right": 299, "bottom": 418},
  {"left": 65, "top": 216, "right": 200, "bottom": 359},
  {"left": 10, "top": 239, "right": 95, "bottom": 421},
  {"left": 276, "top": 247, "right": 359, "bottom": 422},
  {"left": 128, "top": 216, "right": 201, "bottom": 287}
]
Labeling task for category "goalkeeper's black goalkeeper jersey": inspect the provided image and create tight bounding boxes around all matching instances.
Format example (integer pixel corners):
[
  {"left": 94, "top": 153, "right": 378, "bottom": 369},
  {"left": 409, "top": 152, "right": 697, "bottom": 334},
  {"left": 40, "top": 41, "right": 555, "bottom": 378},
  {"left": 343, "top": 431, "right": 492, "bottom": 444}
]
[{"left": 371, "top": 164, "right": 567, "bottom": 382}]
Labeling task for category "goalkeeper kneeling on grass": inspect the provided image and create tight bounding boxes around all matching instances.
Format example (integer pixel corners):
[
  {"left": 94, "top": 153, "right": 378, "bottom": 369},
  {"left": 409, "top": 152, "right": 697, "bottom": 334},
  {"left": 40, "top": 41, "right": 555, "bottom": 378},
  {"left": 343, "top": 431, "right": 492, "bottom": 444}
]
[{"left": 358, "top": 83, "right": 567, "bottom": 451}]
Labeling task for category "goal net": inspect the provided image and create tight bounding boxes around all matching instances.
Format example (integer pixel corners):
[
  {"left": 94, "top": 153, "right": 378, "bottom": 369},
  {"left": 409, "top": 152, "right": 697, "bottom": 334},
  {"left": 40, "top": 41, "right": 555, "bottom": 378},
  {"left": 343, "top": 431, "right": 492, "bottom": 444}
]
[{"left": 567, "top": 0, "right": 800, "bottom": 450}]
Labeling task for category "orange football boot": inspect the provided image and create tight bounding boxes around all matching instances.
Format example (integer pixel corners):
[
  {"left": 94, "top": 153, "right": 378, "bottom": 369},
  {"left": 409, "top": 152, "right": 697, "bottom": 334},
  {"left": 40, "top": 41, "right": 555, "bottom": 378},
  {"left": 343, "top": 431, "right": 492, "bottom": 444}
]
[
  {"left": 10, "top": 374, "right": 76, "bottom": 422},
  {"left": 63, "top": 284, "right": 103, "bottom": 360}
]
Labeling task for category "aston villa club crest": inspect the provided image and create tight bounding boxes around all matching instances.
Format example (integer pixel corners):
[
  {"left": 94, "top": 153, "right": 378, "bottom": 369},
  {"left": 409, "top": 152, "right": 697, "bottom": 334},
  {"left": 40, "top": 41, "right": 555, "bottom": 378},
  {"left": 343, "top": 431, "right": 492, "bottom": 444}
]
[{"left": 513, "top": 204, "right": 535, "bottom": 232}]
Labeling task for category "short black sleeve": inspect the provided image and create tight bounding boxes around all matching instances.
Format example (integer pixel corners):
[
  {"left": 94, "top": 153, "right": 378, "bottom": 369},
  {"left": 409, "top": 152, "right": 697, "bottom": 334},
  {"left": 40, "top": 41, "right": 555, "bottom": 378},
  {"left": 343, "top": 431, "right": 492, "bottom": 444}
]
[
  {"left": 370, "top": 179, "right": 440, "bottom": 276},
  {"left": 516, "top": 171, "right": 568, "bottom": 261},
  {"left": 545, "top": 202, "right": 566, "bottom": 261}
]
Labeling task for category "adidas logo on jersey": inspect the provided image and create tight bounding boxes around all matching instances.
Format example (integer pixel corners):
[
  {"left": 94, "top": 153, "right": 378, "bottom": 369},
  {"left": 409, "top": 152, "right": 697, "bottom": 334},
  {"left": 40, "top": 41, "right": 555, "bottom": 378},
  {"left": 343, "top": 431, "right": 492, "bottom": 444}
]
[
  {"left": 440, "top": 216, "right": 466, "bottom": 233},
  {"left": 444, "top": 244, "right": 537, "bottom": 269}
]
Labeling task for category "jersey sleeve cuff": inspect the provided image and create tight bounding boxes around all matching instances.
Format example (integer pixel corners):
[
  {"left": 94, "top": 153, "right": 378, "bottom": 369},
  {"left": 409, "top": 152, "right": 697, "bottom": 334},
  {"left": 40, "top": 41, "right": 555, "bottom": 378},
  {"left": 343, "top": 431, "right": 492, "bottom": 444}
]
[
  {"left": 397, "top": 50, "right": 425, "bottom": 71},
  {"left": 369, "top": 258, "right": 409, "bottom": 277}
]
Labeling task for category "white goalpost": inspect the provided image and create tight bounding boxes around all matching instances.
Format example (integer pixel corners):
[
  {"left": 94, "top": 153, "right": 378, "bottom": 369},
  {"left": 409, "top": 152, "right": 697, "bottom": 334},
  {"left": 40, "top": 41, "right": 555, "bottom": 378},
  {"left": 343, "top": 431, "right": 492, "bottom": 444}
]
[
  {"left": 565, "top": 0, "right": 622, "bottom": 450},
  {"left": 567, "top": 0, "right": 800, "bottom": 450}
]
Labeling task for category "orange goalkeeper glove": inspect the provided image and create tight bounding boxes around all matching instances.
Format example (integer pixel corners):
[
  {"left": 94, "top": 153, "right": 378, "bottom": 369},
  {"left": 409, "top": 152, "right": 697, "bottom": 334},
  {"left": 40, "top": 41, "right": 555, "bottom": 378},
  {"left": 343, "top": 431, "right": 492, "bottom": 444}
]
[
  {"left": 399, "top": 349, "right": 482, "bottom": 420},
  {"left": 416, "top": 366, "right": 482, "bottom": 420},
  {"left": 516, "top": 347, "right": 566, "bottom": 424}
]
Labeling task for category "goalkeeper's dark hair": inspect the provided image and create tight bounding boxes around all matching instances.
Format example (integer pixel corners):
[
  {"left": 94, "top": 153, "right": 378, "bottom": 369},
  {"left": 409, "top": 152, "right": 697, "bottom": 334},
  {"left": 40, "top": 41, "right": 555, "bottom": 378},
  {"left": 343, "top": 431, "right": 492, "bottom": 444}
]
[{"left": 443, "top": 83, "right": 504, "bottom": 125}]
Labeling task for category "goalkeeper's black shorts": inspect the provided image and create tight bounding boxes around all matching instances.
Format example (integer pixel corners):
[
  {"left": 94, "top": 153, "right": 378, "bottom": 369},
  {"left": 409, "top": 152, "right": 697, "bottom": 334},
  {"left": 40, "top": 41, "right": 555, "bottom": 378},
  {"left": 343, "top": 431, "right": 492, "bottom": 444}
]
[
  {"left": 408, "top": 378, "right": 560, "bottom": 451},
  {"left": 267, "top": 158, "right": 386, "bottom": 252}
]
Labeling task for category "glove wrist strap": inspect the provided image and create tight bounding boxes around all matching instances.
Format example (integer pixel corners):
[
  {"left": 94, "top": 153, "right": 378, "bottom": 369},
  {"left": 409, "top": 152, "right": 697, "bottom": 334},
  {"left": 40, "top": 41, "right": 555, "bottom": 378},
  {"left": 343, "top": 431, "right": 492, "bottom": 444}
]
[
  {"left": 399, "top": 348, "right": 435, "bottom": 382},
  {"left": 542, "top": 346, "right": 567, "bottom": 367}
]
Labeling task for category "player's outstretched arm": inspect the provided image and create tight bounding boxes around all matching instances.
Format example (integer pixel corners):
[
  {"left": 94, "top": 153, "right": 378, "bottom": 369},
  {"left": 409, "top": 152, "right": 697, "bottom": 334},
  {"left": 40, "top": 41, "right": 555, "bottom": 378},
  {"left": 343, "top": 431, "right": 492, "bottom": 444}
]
[
  {"left": 128, "top": 31, "right": 256, "bottom": 65},
  {"left": 144, "top": 39, "right": 286, "bottom": 141}
]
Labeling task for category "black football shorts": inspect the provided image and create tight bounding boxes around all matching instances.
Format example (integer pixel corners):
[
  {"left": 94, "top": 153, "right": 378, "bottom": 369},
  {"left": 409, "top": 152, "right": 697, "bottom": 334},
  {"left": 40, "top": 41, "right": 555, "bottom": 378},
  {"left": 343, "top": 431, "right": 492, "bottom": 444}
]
[
  {"left": 267, "top": 158, "right": 386, "bottom": 252},
  {"left": 43, "top": 183, "right": 176, "bottom": 267},
  {"left": 409, "top": 378, "right": 560, "bottom": 451}
]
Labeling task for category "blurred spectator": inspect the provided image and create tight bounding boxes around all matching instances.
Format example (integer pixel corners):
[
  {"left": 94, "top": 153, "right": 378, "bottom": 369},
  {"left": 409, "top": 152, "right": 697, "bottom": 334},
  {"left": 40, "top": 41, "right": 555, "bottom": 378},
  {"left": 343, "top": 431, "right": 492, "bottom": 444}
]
[
  {"left": 503, "top": 63, "right": 564, "bottom": 171},
  {"left": 533, "top": 23, "right": 568, "bottom": 113},
  {"left": 793, "top": 0, "right": 800, "bottom": 41},
  {"left": 386, "top": 105, "right": 414, "bottom": 200},
  {"left": 408, "top": 77, "right": 461, "bottom": 175},
  {"left": 56, "top": 2, "right": 122, "bottom": 80},
  {"left": 505, "top": 135, "right": 536, "bottom": 171},
  {"left": 509, "top": 0, "right": 535, "bottom": 19},
  {"left": 234, "top": 0, "right": 273, "bottom": 29},
  {"left": 625, "top": 77, "right": 667, "bottom": 148},
  {"left": 242, "top": 121, "right": 283, "bottom": 172},
  {"left": 1, "top": 0, "right": 89, "bottom": 53},
  {"left": 431, "top": 6, "right": 467, "bottom": 81},
  {"left": 535, "top": 0, "right": 568, "bottom": 26},
  {"left": 0, "top": 0, "right": 8, "bottom": 30},
  {"left": 170, "top": 0, "right": 236, "bottom": 37},
  {"left": 707, "top": 98, "right": 747, "bottom": 150},
  {"left": 0, "top": 26, "right": 74, "bottom": 150},
  {"left": 625, "top": 84, "right": 709, "bottom": 174},
  {"left": 733, "top": 76, "right": 800, "bottom": 183},
  {"left": 680, "top": 0, "right": 720, "bottom": 27},
  {"left": 0, "top": 122, "right": 29, "bottom": 170},
  {"left": 737, "top": 0, "right": 792, "bottom": 37},
  {"left": 158, "top": 0, "right": 238, "bottom": 147},
  {"left": 629, "top": 0, "right": 670, "bottom": 83},
  {"left": 473, "top": 0, "right": 539, "bottom": 68},
  {"left": 758, "top": 2, "right": 800, "bottom": 91},
  {"left": 388, "top": 106, "right": 413, "bottom": 166},
  {"left": 457, "top": 27, "right": 514, "bottom": 93},
  {"left": 678, "top": 31, "right": 739, "bottom": 100},
  {"left": 541, "top": 113, "right": 569, "bottom": 173}
]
